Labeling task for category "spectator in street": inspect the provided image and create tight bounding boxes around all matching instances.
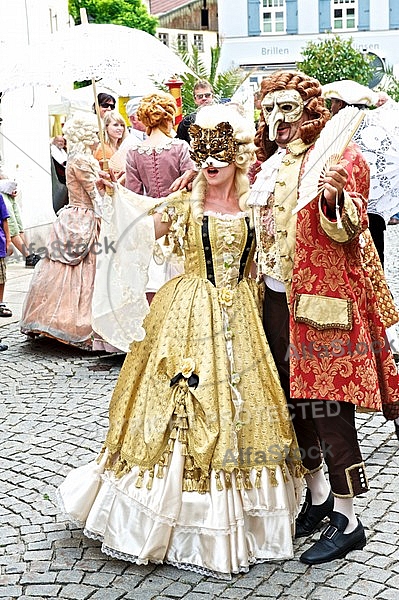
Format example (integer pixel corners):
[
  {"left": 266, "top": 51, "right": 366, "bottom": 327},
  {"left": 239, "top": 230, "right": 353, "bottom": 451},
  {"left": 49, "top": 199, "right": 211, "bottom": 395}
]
[
  {"left": 253, "top": 70, "right": 399, "bottom": 565},
  {"left": 50, "top": 135, "right": 69, "bottom": 213},
  {"left": 93, "top": 110, "right": 128, "bottom": 170},
  {"left": 0, "top": 177, "right": 40, "bottom": 268},
  {"left": 388, "top": 211, "right": 399, "bottom": 225},
  {"left": 0, "top": 192, "right": 12, "bottom": 318},
  {"left": 125, "top": 96, "right": 147, "bottom": 142},
  {"left": 50, "top": 136, "right": 67, "bottom": 185},
  {"left": 176, "top": 79, "right": 215, "bottom": 144},
  {"left": 93, "top": 92, "right": 116, "bottom": 121}
]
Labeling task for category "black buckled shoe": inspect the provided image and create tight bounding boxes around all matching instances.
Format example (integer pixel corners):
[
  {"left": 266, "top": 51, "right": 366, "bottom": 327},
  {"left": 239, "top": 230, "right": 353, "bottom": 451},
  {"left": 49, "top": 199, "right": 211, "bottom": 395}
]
[
  {"left": 300, "top": 511, "right": 366, "bottom": 565},
  {"left": 395, "top": 419, "right": 399, "bottom": 442},
  {"left": 25, "top": 254, "right": 41, "bottom": 268},
  {"left": 295, "top": 489, "right": 334, "bottom": 538}
]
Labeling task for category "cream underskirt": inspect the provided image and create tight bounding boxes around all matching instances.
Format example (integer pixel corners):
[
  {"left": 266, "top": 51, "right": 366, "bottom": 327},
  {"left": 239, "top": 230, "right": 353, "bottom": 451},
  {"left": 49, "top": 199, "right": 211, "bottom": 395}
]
[{"left": 58, "top": 442, "right": 302, "bottom": 579}]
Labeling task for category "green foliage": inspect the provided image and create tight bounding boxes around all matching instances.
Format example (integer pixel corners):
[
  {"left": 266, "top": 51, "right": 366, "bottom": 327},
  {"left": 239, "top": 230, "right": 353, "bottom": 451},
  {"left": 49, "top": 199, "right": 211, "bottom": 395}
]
[
  {"left": 176, "top": 45, "right": 248, "bottom": 114},
  {"left": 297, "top": 35, "right": 373, "bottom": 86},
  {"left": 68, "top": 0, "right": 158, "bottom": 34}
]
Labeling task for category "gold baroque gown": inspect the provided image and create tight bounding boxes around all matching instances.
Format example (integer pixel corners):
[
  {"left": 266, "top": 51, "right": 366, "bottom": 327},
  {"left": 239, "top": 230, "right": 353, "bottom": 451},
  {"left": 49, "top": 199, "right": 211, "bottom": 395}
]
[{"left": 58, "top": 191, "right": 304, "bottom": 578}]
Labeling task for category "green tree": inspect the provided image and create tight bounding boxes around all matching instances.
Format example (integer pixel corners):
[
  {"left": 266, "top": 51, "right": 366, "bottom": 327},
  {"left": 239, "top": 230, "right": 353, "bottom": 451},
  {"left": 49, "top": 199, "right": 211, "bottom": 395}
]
[
  {"left": 176, "top": 45, "right": 248, "bottom": 114},
  {"left": 68, "top": 0, "right": 158, "bottom": 34},
  {"left": 297, "top": 35, "right": 373, "bottom": 86}
]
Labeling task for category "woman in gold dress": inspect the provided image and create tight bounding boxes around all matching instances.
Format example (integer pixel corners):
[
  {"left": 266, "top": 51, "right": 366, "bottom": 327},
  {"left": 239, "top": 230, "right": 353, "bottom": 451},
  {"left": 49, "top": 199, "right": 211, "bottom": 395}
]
[{"left": 58, "top": 104, "right": 304, "bottom": 578}]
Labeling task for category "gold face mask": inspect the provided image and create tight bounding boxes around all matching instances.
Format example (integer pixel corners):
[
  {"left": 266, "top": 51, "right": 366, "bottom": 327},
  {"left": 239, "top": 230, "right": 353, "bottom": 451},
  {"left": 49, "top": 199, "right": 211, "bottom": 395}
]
[
  {"left": 261, "top": 90, "right": 304, "bottom": 141},
  {"left": 189, "top": 122, "right": 238, "bottom": 168}
]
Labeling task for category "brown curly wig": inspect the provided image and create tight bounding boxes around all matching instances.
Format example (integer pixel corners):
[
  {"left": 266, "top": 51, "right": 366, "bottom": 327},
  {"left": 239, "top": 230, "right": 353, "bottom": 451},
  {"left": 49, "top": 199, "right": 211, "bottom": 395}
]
[
  {"left": 255, "top": 71, "right": 331, "bottom": 161},
  {"left": 136, "top": 92, "right": 177, "bottom": 137}
]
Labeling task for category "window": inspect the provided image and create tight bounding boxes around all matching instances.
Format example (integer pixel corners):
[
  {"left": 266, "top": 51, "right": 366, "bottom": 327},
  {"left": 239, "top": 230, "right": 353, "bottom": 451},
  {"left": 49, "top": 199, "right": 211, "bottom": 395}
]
[
  {"left": 193, "top": 34, "right": 204, "bottom": 52},
  {"left": 177, "top": 33, "right": 188, "bottom": 52},
  {"left": 158, "top": 32, "right": 169, "bottom": 46},
  {"left": 332, "top": 0, "right": 357, "bottom": 31},
  {"left": 261, "top": 0, "right": 285, "bottom": 34}
]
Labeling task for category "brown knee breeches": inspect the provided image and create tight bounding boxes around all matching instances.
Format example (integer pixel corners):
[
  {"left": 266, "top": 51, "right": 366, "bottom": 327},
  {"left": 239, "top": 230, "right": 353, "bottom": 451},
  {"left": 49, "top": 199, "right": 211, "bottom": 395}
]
[{"left": 263, "top": 285, "right": 369, "bottom": 497}]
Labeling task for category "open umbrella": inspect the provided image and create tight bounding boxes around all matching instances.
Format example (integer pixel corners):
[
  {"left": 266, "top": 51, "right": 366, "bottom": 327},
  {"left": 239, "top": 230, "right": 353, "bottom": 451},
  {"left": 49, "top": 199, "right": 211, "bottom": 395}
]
[
  {"left": 0, "top": 21, "right": 192, "bottom": 173},
  {"left": 0, "top": 22, "right": 191, "bottom": 95}
]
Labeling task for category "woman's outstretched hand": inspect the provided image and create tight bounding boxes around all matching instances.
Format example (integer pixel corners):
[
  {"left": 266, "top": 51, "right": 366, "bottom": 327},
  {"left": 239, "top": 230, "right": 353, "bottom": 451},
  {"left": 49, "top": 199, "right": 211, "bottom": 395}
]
[{"left": 96, "top": 168, "right": 118, "bottom": 196}]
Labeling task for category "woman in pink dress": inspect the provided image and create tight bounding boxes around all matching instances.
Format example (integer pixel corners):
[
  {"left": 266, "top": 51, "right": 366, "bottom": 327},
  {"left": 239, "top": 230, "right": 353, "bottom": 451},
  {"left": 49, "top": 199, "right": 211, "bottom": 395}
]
[
  {"left": 20, "top": 116, "right": 101, "bottom": 349},
  {"left": 115, "top": 91, "right": 196, "bottom": 303}
]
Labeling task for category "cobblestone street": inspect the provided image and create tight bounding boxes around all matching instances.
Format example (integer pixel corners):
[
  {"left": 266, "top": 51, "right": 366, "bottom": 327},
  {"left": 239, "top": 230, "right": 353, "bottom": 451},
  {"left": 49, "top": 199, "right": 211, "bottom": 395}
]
[{"left": 1, "top": 227, "right": 399, "bottom": 600}]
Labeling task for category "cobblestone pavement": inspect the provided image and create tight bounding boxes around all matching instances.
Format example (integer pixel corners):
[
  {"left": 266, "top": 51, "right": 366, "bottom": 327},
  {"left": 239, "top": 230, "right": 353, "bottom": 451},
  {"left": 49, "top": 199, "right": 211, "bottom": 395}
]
[{"left": 1, "top": 227, "right": 399, "bottom": 600}]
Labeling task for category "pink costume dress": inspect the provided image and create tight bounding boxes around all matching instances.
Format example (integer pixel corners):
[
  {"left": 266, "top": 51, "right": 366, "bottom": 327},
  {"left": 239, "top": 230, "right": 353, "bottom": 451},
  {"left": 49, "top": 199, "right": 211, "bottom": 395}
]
[
  {"left": 125, "top": 137, "right": 195, "bottom": 293},
  {"left": 20, "top": 155, "right": 100, "bottom": 349}
]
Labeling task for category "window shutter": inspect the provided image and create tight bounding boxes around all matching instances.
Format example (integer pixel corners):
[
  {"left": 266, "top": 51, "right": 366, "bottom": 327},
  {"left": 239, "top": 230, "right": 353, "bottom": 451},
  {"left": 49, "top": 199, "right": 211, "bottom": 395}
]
[{"left": 248, "top": 0, "right": 261, "bottom": 36}]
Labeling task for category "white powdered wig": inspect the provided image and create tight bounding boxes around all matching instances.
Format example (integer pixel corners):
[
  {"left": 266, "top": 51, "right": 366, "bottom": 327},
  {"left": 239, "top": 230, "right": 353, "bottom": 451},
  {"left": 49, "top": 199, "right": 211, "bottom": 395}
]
[{"left": 63, "top": 114, "right": 99, "bottom": 157}]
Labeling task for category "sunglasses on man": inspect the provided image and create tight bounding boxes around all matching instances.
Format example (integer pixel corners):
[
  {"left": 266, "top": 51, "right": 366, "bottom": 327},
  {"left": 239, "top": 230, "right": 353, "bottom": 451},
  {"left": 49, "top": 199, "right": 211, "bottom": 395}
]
[
  {"left": 100, "top": 103, "right": 115, "bottom": 109},
  {"left": 195, "top": 93, "right": 212, "bottom": 100}
]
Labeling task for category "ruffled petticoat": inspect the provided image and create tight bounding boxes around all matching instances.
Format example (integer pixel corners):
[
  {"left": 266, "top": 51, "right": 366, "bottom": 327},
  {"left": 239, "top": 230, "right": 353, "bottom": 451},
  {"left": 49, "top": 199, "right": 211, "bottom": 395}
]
[{"left": 58, "top": 443, "right": 302, "bottom": 579}]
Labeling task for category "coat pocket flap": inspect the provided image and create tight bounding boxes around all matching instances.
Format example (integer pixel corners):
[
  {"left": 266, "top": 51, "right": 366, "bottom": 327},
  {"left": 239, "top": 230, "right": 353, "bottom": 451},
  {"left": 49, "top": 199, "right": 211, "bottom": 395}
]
[{"left": 294, "top": 293, "right": 353, "bottom": 330}]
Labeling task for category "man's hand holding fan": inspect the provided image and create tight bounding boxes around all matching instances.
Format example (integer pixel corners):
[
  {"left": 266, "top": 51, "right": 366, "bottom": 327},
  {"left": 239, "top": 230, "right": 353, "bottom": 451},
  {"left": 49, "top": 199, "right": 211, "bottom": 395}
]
[{"left": 294, "top": 106, "right": 366, "bottom": 226}]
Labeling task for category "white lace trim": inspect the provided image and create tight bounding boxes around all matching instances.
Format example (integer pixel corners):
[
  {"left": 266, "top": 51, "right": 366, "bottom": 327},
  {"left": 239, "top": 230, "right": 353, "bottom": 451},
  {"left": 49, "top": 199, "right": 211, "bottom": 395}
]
[
  {"left": 91, "top": 185, "right": 160, "bottom": 352},
  {"left": 130, "top": 139, "right": 179, "bottom": 155},
  {"left": 354, "top": 108, "right": 399, "bottom": 221},
  {"left": 248, "top": 147, "right": 285, "bottom": 207},
  {"left": 203, "top": 210, "right": 247, "bottom": 220},
  {"left": 82, "top": 531, "right": 286, "bottom": 580},
  {"left": 83, "top": 533, "right": 260, "bottom": 580},
  {"left": 55, "top": 488, "right": 85, "bottom": 529},
  {"left": 100, "top": 472, "right": 245, "bottom": 535}
]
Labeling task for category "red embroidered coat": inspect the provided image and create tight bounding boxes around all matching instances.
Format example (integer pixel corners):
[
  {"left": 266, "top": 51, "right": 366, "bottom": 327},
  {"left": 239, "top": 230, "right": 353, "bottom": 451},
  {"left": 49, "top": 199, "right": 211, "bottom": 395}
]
[{"left": 267, "top": 140, "right": 399, "bottom": 420}]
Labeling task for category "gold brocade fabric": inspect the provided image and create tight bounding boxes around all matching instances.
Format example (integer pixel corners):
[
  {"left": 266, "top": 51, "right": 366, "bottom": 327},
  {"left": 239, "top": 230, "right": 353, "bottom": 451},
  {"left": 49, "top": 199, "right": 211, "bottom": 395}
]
[
  {"left": 103, "top": 207, "right": 302, "bottom": 490},
  {"left": 362, "top": 229, "right": 399, "bottom": 328},
  {"left": 255, "top": 141, "right": 308, "bottom": 297}
]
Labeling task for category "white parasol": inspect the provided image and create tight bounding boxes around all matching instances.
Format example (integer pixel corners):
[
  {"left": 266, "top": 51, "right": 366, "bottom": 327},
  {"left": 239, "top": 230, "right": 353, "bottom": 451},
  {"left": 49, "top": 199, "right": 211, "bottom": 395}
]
[
  {"left": 0, "top": 22, "right": 191, "bottom": 96},
  {"left": 0, "top": 18, "right": 191, "bottom": 175}
]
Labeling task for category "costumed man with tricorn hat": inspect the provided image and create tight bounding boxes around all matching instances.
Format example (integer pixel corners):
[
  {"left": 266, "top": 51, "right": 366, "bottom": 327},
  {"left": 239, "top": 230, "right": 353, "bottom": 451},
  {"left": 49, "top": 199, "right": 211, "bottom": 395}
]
[{"left": 250, "top": 70, "right": 399, "bottom": 564}]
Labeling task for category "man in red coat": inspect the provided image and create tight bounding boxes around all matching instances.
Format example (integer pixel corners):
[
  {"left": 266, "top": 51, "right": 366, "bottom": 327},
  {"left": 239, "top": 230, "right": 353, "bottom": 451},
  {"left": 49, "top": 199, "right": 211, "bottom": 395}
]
[{"left": 252, "top": 70, "right": 399, "bottom": 565}]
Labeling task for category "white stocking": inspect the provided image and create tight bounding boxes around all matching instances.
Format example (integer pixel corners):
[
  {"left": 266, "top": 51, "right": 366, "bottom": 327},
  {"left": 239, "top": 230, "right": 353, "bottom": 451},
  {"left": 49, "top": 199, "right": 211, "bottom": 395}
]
[
  {"left": 334, "top": 497, "right": 357, "bottom": 533},
  {"left": 305, "top": 468, "right": 331, "bottom": 505}
]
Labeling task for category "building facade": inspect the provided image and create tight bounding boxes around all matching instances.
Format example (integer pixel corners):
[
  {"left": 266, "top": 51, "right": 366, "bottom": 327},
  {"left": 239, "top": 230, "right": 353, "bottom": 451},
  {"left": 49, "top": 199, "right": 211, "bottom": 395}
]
[
  {"left": 218, "top": 0, "right": 399, "bottom": 89},
  {"left": 148, "top": 0, "right": 218, "bottom": 69},
  {"left": 0, "top": 0, "right": 70, "bottom": 236}
]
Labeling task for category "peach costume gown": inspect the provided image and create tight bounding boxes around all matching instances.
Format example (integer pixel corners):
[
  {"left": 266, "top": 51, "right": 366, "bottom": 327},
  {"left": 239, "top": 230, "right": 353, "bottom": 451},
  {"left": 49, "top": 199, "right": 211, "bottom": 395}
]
[{"left": 20, "top": 155, "right": 100, "bottom": 349}]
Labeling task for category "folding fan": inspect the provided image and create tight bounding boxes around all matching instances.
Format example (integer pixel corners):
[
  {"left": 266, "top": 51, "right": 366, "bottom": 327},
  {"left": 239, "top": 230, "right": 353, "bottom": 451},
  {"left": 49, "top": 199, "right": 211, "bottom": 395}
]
[{"left": 293, "top": 106, "right": 366, "bottom": 218}]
